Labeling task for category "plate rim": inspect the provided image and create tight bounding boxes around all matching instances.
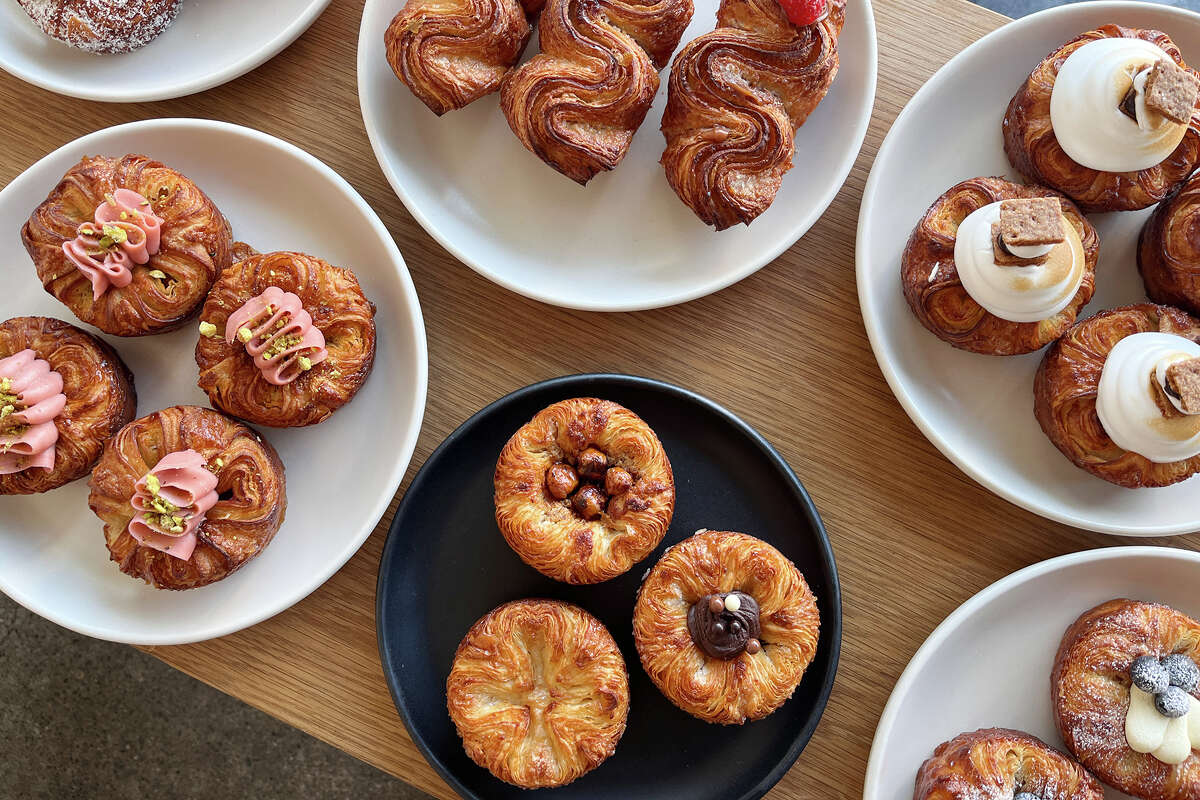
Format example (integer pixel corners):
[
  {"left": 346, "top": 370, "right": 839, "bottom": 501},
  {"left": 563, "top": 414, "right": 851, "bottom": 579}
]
[
  {"left": 0, "top": 117, "right": 429, "bottom": 645},
  {"left": 855, "top": 0, "right": 1200, "bottom": 536},
  {"left": 355, "top": 0, "right": 879, "bottom": 312},
  {"left": 375, "top": 372, "right": 843, "bottom": 800},
  {"left": 0, "top": 0, "right": 333, "bottom": 103},
  {"left": 862, "top": 545, "right": 1200, "bottom": 800}
]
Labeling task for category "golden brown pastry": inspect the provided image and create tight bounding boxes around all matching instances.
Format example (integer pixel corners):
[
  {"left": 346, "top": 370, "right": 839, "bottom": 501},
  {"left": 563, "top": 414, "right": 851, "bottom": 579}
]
[
  {"left": 1140, "top": 174, "right": 1200, "bottom": 315},
  {"left": 17, "top": 0, "right": 183, "bottom": 54},
  {"left": 633, "top": 529, "right": 819, "bottom": 724},
  {"left": 1003, "top": 26, "right": 1200, "bottom": 213},
  {"left": 22, "top": 154, "right": 231, "bottom": 337},
  {"left": 902, "top": 177, "right": 1098, "bottom": 356},
  {"left": 446, "top": 599, "right": 629, "bottom": 788},
  {"left": 195, "top": 251, "right": 377, "bottom": 428},
  {"left": 88, "top": 405, "right": 286, "bottom": 591},
  {"left": 494, "top": 398, "right": 674, "bottom": 584},
  {"left": 0, "top": 315, "right": 135, "bottom": 495},
  {"left": 914, "top": 728, "right": 1103, "bottom": 800},
  {"left": 1034, "top": 303, "right": 1200, "bottom": 488},
  {"left": 1054, "top": 599, "right": 1200, "bottom": 799},
  {"left": 500, "top": 0, "right": 693, "bottom": 183},
  {"left": 660, "top": 0, "right": 842, "bottom": 229},
  {"left": 384, "top": 0, "right": 545, "bottom": 115}
]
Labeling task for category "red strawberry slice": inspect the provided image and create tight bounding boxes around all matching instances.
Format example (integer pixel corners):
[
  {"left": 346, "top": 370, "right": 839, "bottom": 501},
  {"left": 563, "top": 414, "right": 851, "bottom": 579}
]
[{"left": 778, "top": 0, "right": 827, "bottom": 27}]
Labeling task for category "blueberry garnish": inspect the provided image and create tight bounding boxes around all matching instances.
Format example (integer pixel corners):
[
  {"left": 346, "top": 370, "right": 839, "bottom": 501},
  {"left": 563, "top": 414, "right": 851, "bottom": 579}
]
[
  {"left": 1131, "top": 655, "right": 1170, "bottom": 694},
  {"left": 1155, "top": 685, "right": 1192, "bottom": 719},
  {"left": 1163, "top": 654, "right": 1200, "bottom": 693}
]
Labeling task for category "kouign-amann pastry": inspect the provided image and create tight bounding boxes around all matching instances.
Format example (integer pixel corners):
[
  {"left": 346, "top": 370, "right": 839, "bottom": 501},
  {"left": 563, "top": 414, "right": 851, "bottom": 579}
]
[
  {"left": 0, "top": 315, "right": 135, "bottom": 495},
  {"left": 902, "top": 177, "right": 1098, "bottom": 355},
  {"left": 446, "top": 599, "right": 629, "bottom": 788},
  {"left": 22, "top": 154, "right": 231, "bottom": 337},
  {"left": 633, "top": 529, "right": 820, "bottom": 724},
  {"left": 1139, "top": 173, "right": 1200, "bottom": 316},
  {"left": 494, "top": 398, "right": 674, "bottom": 584},
  {"left": 1054, "top": 599, "right": 1200, "bottom": 799},
  {"left": 88, "top": 405, "right": 286, "bottom": 590},
  {"left": 914, "top": 728, "right": 1103, "bottom": 800},
  {"left": 1035, "top": 303, "right": 1200, "bottom": 488},
  {"left": 1003, "top": 25, "right": 1200, "bottom": 212},
  {"left": 17, "top": 0, "right": 182, "bottom": 54},
  {"left": 195, "top": 251, "right": 377, "bottom": 428}
]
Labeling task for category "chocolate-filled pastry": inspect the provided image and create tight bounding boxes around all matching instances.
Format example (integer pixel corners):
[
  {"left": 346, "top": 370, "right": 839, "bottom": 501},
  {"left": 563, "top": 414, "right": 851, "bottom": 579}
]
[
  {"left": 16, "top": 0, "right": 183, "bottom": 54},
  {"left": 446, "top": 599, "right": 629, "bottom": 788},
  {"left": 500, "top": 0, "right": 693, "bottom": 183},
  {"left": 1003, "top": 26, "right": 1200, "bottom": 213},
  {"left": 902, "top": 177, "right": 1098, "bottom": 356},
  {"left": 195, "top": 251, "right": 377, "bottom": 428},
  {"left": 494, "top": 398, "right": 674, "bottom": 584},
  {"left": 88, "top": 405, "right": 286, "bottom": 590},
  {"left": 384, "top": 0, "right": 545, "bottom": 115},
  {"left": 660, "top": 0, "right": 842, "bottom": 229},
  {"left": 0, "top": 316, "right": 135, "bottom": 495},
  {"left": 1054, "top": 599, "right": 1200, "bottom": 799},
  {"left": 914, "top": 728, "right": 1103, "bottom": 800},
  {"left": 21, "top": 154, "right": 231, "bottom": 337},
  {"left": 633, "top": 529, "right": 819, "bottom": 724},
  {"left": 1139, "top": 174, "right": 1200, "bottom": 315},
  {"left": 1035, "top": 303, "right": 1200, "bottom": 488}
]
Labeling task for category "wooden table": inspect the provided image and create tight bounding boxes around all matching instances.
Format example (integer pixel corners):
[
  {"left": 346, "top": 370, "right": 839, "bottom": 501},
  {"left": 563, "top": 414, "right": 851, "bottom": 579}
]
[{"left": 4, "top": 0, "right": 1198, "bottom": 797}]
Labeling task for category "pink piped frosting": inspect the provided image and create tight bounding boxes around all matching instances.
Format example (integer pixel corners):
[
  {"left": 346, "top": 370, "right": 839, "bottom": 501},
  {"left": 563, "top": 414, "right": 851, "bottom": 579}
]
[
  {"left": 224, "top": 286, "right": 328, "bottom": 386},
  {"left": 62, "top": 188, "right": 163, "bottom": 301},
  {"left": 129, "top": 449, "right": 219, "bottom": 562},
  {"left": 0, "top": 349, "right": 67, "bottom": 475}
]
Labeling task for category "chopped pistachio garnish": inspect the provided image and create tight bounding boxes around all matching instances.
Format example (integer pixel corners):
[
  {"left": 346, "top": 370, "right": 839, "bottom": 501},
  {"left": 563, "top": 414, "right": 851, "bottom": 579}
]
[
  {"left": 98, "top": 224, "right": 128, "bottom": 250},
  {"left": 237, "top": 327, "right": 254, "bottom": 343},
  {"left": 145, "top": 473, "right": 161, "bottom": 495},
  {"left": 119, "top": 211, "right": 129, "bottom": 220},
  {"left": 199, "top": 321, "right": 218, "bottom": 338},
  {"left": 262, "top": 334, "right": 300, "bottom": 360},
  {"left": 297, "top": 355, "right": 312, "bottom": 371},
  {"left": 214, "top": 458, "right": 224, "bottom": 468},
  {"left": 148, "top": 269, "right": 168, "bottom": 280},
  {"left": 329, "top": 369, "right": 342, "bottom": 378},
  {"left": 1, "top": 404, "right": 13, "bottom": 418},
  {"left": 104, "top": 192, "right": 117, "bottom": 207}
]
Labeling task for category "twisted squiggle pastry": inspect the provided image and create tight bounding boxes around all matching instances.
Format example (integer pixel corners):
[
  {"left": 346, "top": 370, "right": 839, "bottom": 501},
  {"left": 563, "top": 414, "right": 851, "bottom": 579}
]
[
  {"left": 660, "top": 0, "right": 843, "bottom": 229},
  {"left": 499, "top": 0, "right": 694, "bottom": 183},
  {"left": 1139, "top": 173, "right": 1200, "bottom": 316}
]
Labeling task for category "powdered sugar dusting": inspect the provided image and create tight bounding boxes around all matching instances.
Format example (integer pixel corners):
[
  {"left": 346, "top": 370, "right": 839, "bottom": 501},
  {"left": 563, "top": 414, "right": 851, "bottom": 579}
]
[{"left": 16, "top": 0, "right": 182, "bottom": 54}]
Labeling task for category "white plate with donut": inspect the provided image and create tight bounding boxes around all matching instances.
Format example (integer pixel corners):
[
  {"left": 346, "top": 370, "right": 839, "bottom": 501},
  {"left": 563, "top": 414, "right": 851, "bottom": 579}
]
[
  {"left": 857, "top": 1, "right": 1200, "bottom": 536},
  {"left": 0, "top": 118, "right": 427, "bottom": 644},
  {"left": 0, "top": 0, "right": 331, "bottom": 102},
  {"left": 357, "top": 0, "right": 877, "bottom": 311},
  {"left": 865, "top": 546, "right": 1200, "bottom": 800}
]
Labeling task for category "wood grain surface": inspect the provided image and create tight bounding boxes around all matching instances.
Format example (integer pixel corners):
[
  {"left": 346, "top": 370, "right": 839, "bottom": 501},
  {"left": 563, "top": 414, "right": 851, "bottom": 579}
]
[{"left": 4, "top": 0, "right": 1199, "bottom": 797}]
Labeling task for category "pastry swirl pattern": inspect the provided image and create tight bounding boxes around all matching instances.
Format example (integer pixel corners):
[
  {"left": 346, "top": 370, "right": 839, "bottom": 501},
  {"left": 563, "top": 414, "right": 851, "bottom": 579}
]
[{"left": 1139, "top": 174, "right": 1200, "bottom": 316}]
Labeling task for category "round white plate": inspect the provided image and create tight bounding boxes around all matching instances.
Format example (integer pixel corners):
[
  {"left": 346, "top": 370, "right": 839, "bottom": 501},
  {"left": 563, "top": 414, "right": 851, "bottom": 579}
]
[
  {"left": 0, "top": 119, "right": 428, "bottom": 644},
  {"left": 857, "top": 1, "right": 1200, "bottom": 536},
  {"left": 865, "top": 546, "right": 1200, "bottom": 800},
  {"left": 0, "top": 0, "right": 331, "bottom": 102},
  {"left": 358, "top": 0, "right": 877, "bottom": 311}
]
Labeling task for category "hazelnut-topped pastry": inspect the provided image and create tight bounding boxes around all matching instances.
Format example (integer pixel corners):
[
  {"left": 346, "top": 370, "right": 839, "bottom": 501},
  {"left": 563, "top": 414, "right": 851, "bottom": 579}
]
[
  {"left": 494, "top": 398, "right": 674, "bottom": 584},
  {"left": 914, "top": 729, "right": 1103, "bottom": 800},
  {"left": 1139, "top": 173, "right": 1200, "bottom": 316},
  {"left": 195, "top": 251, "right": 377, "bottom": 428},
  {"left": 0, "top": 316, "right": 135, "bottom": 495},
  {"left": 1003, "top": 26, "right": 1200, "bottom": 212},
  {"left": 22, "top": 154, "right": 232, "bottom": 337},
  {"left": 1035, "top": 303, "right": 1200, "bottom": 488},
  {"left": 633, "top": 529, "right": 820, "bottom": 724},
  {"left": 902, "top": 178, "right": 1098, "bottom": 355},
  {"left": 88, "top": 405, "right": 286, "bottom": 590},
  {"left": 1054, "top": 599, "right": 1200, "bottom": 799}
]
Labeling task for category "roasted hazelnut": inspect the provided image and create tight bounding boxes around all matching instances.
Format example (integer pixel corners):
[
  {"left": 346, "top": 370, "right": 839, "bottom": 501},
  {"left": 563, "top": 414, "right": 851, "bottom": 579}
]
[
  {"left": 545, "top": 463, "right": 579, "bottom": 500},
  {"left": 604, "top": 466, "right": 633, "bottom": 496},
  {"left": 576, "top": 447, "right": 607, "bottom": 480},
  {"left": 572, "top": 486, "right": 605, "bottom": 520}
]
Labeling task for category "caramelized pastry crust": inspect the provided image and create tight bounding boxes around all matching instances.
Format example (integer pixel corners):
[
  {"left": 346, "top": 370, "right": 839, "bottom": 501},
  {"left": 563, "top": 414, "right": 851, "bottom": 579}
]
[
  {"left": 21, "top": 154, "right": 231, "bottom": 337},
  {"left": 914, "top": 728, "right": 1103, "bottom": 800},
  {"left": 1053, "top": 599, "right": 1200, "bottom": 799},
  {"left": 500, "top": 0, "right": 693, "bottom": 183},
  {"left": 660, "top": 0, "right": 843, "bottom": 229},
  {"left": 0, "top": 316, "right": 135, "bottom": 495},
  {"left": 446, "top": 599, "right": 630, "bottom": 788},
  {"left": 16, "top": 0, "right": 182, "bottom": 54},
  {"left": 494, "top": 398, "right": 674, "bottom": 584},
  {"left": 633, "top": 529, "right": 820, "bottom": 724},
  {"left": 1034, "top": 303, "right": 1200, "bottom": 487},
  {"left": 1003, "top": 26, "right": 1200, "bottom": 213},
  {"left": 195, "top": 251, "right": 377, "bottom": 428},
  {"left": 902, "top": 176, "right": 1099, "bottom": 355},
  {"left": 1140, "top": 174, "right": 1200, "bottom": 316},
  {"left": 88, "top": 405, "right": 286, "bottom": 590}
]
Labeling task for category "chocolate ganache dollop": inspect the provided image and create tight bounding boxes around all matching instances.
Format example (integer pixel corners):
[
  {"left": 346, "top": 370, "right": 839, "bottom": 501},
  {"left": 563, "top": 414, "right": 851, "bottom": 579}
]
[{"left": 687, "top": 591, "right": 762, "bottom": 660}]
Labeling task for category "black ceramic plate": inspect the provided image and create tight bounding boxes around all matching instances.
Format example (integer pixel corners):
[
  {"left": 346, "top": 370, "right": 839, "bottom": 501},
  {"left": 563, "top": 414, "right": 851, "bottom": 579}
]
[{"left": 376, "top": 374, "right": 841, "bottom": 800}]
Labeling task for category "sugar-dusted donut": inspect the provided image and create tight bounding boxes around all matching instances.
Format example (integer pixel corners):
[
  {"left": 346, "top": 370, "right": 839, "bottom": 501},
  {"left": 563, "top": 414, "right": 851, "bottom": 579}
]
[{"left": 16, "top": 0, "right": 183, "bottom": 54}]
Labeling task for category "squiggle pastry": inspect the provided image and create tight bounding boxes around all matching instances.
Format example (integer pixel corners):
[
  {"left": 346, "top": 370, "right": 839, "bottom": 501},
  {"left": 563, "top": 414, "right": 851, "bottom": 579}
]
[
  {"left": 500, "top": 0, "right": 693, "bottom": 184},
  {"left": 224, "top": 287, "right": 328, "bottom": 386},
  {"left": 0, "top": 349, "right": 67, "bottom": 475},
  {"left": 660, "top": 0, "right": 842, "bottom": 229},
  {"left": 1139, "top": 173, "right": 1200, "bottom": 316},
  {"left": 128, "top": 449, "right": 218, "bottom": 561},
  {"left": 62, "top": 189, "right": 163, "bottom": 301}
]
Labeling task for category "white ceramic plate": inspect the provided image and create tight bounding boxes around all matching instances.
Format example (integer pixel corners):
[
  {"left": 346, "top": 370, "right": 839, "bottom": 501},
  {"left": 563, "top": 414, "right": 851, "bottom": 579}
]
[
  {"left": 865, "top": 546, "right": 1200, "bottom": 800},
  {"left": 0, "top": 119, "right": 428, "bottom": 644},
  {"left": 357, "top": 0, "right": 877, "bottom": 311},
  {"left": 857, "top": 1, "right": 1200, "bottom": 536},
  {"left": 0, "top": 0, "right": 331, "bottom": 102}
]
